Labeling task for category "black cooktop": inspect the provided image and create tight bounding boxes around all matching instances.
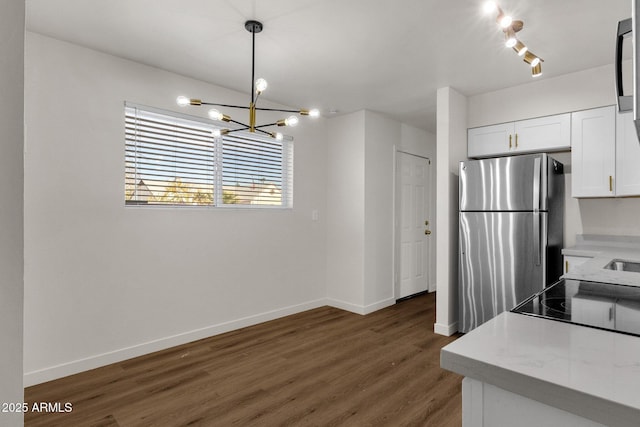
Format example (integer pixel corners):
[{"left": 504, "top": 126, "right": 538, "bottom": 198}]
[{"left": 512, "top": 279, "right": 640, "bottom": 337}]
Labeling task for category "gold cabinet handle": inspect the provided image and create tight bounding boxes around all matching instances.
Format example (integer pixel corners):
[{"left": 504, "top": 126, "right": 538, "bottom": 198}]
[
  {"left": 509, "top": 134, "right": 512, "bottom": 149},
  {"left": 609, "top": 175, "right": 613, "bottom": 192},
  {"left": 565, "top": 260, "right": 569, "bottom": 273},
  {"left": 515, "top": 133, "right": 518, "bottom": 148}
]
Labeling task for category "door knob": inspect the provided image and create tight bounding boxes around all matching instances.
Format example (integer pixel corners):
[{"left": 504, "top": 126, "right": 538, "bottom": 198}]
[{"left": 425, "top": 229, "right": 431, "bottom": 235}]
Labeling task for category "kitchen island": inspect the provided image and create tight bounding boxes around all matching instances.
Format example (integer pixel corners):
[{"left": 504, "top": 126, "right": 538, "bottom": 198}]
[
  {"left": 441, "top": 312, "right": 640, "bottom": 427},
  {"left": 442, "top": 234, "right": 640, "bottom": 427}
]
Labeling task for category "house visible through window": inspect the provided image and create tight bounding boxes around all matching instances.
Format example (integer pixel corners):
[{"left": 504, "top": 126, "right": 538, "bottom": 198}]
[{"left": 125, "top": 104, "right": 293, "bottom": 208}]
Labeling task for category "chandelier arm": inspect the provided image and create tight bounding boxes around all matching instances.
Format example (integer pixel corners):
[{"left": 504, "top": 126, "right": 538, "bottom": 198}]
[
  {"left": 254, "top": 107, "right": 303, "bottom": 113},
  {"left": 228, "top": 119, "right": 250, "bottom": 127},
  {"left": 254, "top": 128, "right": 275, "bottom": 136},
  {"left": 224, "top": 127, "right": 251, "bottom": 134},
  {"left": 224, "top": 127, "right": 271, "bottom": 137},
  {"left": 253, "top": 122, "right": 280, "bottom": 129},
  {"left": 201, "top": 102, "right": 251, "bottom": 110}
]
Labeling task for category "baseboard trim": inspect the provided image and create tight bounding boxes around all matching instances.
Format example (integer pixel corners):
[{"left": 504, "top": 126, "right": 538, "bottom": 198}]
[
  {"left": 326, "top": 297, "right": 395, "bottom": 315},
  {"left": 363, "top": 298, "right": 395, "bottom": 314},
  {"left": 326, "top": 298, "right": 366, "bottom": 315},
  {"left": 434, "top": 321, "right": 459, "bottom": 336},
  {"left": 23, "top": 298, "right": 327, "bottom": 387}
]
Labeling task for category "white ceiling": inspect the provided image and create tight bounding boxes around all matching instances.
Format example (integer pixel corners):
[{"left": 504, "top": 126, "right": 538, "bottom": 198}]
[{"left": 26, "top": 0, "right": 631, "bottom": 133}]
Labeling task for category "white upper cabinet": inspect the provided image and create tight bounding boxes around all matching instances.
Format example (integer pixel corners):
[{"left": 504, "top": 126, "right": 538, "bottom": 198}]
[
  {"left": 571, "top": 106, "right": 616, "bottom": 198},
  {"left": 571, "top": 106, "right": 640, "bottom": 198},
  {"left": 615, "top": 110, "right": 640, "bottom": 196},
  {"left": 467, "top": 122, "right": 514, "bottom": 158},
  {"left": 514, "top": 114, "right": 571, "bottom": 153},
  {"left": 468, "top": 113, "right": 571, "bottom": 158}
]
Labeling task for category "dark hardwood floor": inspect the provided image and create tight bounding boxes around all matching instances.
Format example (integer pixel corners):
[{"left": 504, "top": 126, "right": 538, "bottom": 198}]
[{"left": 25, "top": 293, "right": 462, "bottom": 426}]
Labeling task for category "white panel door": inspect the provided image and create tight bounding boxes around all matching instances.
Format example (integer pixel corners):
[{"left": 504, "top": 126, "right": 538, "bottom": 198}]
[{"left": 396, "top": 152, "right": 431, "bottom": 299}]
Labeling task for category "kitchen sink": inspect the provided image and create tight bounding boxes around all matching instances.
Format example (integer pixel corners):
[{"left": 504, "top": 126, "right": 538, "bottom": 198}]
[{"left": 604, "top": 259, "right": 640, "bottom": 273}]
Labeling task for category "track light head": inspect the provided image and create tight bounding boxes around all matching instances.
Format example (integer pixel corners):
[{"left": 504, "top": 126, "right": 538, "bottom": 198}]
[
  {"left": 512, "top": 40, "right": 528, "bottom": 56},
  {"left": 532, "top": 63, "right": 542, "bottom": 77},
  {"left": 523, "top": 51, "right": 542, "bottom": 67},
  {"left": 504, "top": 28, "right": 517, "bottom": 48}
]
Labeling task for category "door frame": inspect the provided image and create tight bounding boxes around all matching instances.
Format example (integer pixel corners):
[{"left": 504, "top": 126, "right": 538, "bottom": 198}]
[{"left": 392, "top": 147, "right": 435, "bottom": 300}]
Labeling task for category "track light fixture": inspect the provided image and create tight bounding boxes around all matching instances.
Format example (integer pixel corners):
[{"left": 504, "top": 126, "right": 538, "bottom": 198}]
[
  {"left": 484, "top": 1, "right": 543, "bottom": 78},
  {"left": 176, "top": 20, "right": 319, "bottom": 139}
]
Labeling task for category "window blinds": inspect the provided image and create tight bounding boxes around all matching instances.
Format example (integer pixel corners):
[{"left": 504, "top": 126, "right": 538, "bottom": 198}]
[{"left": 125, "top": 105, "right": 292, "bottom": 208}]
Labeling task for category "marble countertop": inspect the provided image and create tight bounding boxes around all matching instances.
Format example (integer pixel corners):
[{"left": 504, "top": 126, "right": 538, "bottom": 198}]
[
  {"left": 441, "top": 312, "right": 640, "bottom": 427},
  {"left": 563, "top": 234, "right": 640, "bottom": 287}
]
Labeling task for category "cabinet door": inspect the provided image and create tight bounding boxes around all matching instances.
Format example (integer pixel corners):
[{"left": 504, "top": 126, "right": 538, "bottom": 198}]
[
  {"left": 571, "top": 106, "right": 616, "bottom": 198},
  {"left": 514, "top": 113, "right": 571, "bottom": 153},
  {"left": 563, "top": 255, "right": 590, "bottom": 274},
  {"left": 616, "top": 299, "right": 640, "bottom": 335},
  {"left": 571, "top": 293, "right": 615, "bottom": 329},
  {"left": 615, "top": 111, "right": 640, "bottom": 196},
  {"left": 467, "top": 122, "right": 514, "bottom": 158}
]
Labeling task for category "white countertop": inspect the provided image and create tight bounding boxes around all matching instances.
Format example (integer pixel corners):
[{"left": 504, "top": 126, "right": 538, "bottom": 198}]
[
  {"left": 563, "top": 234, "right": 640, "bottom": 287},
  {"left": 441, "top": 312, "right": 640, "bottom": 427}
]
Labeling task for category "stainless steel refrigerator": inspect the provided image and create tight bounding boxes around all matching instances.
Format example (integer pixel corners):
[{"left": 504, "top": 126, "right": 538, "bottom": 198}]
[{"left": 458, "top": 153, "right": 564, "bottom": 333}]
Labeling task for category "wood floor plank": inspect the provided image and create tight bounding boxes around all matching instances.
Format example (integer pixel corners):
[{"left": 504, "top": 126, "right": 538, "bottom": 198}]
[{"left": 25, "top": 293, "right": 462, "bottom": 426}]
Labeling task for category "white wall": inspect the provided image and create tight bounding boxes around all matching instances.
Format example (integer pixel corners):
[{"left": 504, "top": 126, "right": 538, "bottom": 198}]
[
  {"left": 468, "top": 65, "right": 615, "bottom": 128},
  {"left": 468, "top": 64, "right": 640, "bottom": 246},
  {"left": 0, "top": 1, "right": 24, "bottom": 425},
  {"left": 435, "top": 87, "right": 468, "bottom": 336},
  {"left": 24, "top": 32, "right": 328, "bottom": 385},
  {"left": 325, "top": 111, "right": 366, "bottom": 311},
  {"left": 364, "top": 111, "right": 398, "bottom": 308}
]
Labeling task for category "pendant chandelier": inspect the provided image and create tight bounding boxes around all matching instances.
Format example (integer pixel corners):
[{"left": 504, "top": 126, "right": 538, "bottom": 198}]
[{"left": 176, "top": 20, "right": 319, "bottom": 140}]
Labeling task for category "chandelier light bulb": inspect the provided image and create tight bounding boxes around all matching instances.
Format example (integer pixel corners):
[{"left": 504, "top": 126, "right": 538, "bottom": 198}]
[
  {"left": 483, "top": 1, "right": 498, "bottom": 14},
  {"left": 274, "top": 132, "right": 284, "bottom": 141},
  {"left": 208, "top": 109, "right": 223, "bottom": 121},
  {"left": 309, "top": 109, "right": 320, "bottom": 118},
  {"left": 255, "top": 78, "right": 268, "bottom": 93},
  {"left": 213, "top": 128, "right": 222, "bottom": 137},
  {"left": 530, "top": 57, "right": 540, "bottom": 67},
  {"left": 284, "top": 115, "right": 299, "bottom": 127},
  {"left": 176, "top": 96, "right": 190, "bottom": 106},
  {"left": 505, "top": 32, "right": 517, "bottom": 48}
]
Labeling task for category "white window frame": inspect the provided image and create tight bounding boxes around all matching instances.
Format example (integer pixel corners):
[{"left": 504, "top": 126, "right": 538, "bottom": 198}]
[{"left": 125, "top": 103, "right": 293, "bottom": 209}]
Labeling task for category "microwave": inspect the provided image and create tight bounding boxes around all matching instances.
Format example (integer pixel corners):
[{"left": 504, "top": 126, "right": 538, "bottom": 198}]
[{"left": 617, "top": 1, "right": 640, "bottom": 140}]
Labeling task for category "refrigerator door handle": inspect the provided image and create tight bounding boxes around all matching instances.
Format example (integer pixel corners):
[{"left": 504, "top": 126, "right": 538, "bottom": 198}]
[
  {"left": 533, "top": 157, "right": 541, "bottom": 211},
  {"left": 533, "top": 212, "right": 541, "bottom": 266},
  {"left": 533, "top": 157, "right": 541, "bottom": 266}
]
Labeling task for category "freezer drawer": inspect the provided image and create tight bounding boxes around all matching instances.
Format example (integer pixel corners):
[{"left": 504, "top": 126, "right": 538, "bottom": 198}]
[{"left": 459, "top": 211, "right": 547, "bottom": 333}]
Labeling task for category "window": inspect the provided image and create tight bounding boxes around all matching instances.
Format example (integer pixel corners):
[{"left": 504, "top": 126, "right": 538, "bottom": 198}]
[{"left": 125, "top": 104, "right": 293, "bottom": 208}]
